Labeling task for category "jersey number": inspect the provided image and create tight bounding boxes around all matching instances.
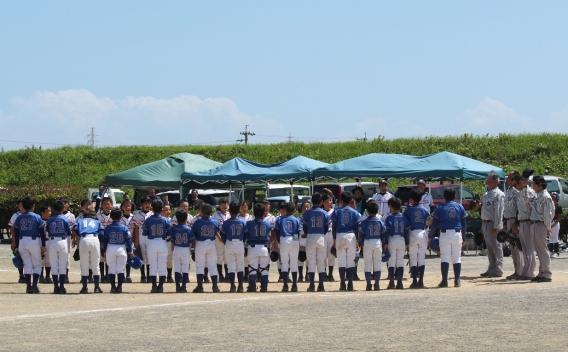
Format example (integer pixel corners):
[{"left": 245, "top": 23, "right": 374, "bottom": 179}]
[{"left": 108, "top": 232, "right": 124, "bottom": 243}]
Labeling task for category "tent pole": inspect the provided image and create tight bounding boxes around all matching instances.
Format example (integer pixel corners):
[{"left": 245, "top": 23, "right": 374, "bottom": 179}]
[
  {"left": 241, "top": 182, "right": 245, "bottom": 201},
  {"left": 229, "top": 181, "right": 232, "bottom": 202},
  {"left": 290, "top": 181, "right": 294, "bottom": 202},
  {"left": 460, "top": 179, "right": 464, "bottom": 205}
]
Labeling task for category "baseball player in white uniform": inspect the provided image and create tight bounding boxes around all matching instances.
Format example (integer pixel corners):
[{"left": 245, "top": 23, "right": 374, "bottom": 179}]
[
  {"left": 321, "top": 193, "right": 336, "bottom": 282},
  {"left": 133, "top": 196, "right": 153, "bottom": 282},
  {"left": 39, "top": 205, "right": 52, "bottom": 284},
  {"left": 59, "top": 197, "right": 76, "bottom": 284},
  {"left": 212, "top": 199, "right": 230, "bottom": 282},
  {"left": 120, "top": 199, "right": 135, "bottom": 282},
  {"left": 171, "top": 200, "right": 194, "bottom": 279},
  {"left": 417, "top": 179, "right": 434, "bottom": 211},
  {"left": 161, "top": 203, "right": 175, "bottom": 283},
  {"left": 373, "top": 179, "right": 394, "bottom": 218},
  {"left": 97, "top": 197, "right": 113, "bottom": 283},
  {"left": 9, "top": 199, "right": 25, "bottom": 283},
  {"left": 238, "top": 201, "right": 252, "bottom": 280}
]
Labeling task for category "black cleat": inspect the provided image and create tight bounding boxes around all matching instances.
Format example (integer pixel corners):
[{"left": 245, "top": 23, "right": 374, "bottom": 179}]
[
  {"left": 230, "top": 285, "right": 236, "bottom": 293},
  {"left": 116, "top": 287, "right": 122, "bottom": 293},
  {"left": 88, "top": 277, "right": 94, "bottom": 283},
  {"left": 281, "top": 285, "right": 289, "bottom": 293},
  {"left": 409, "top": 282, "right": 419, "bottom": 289},
  {"left": 80, "top": 287, "right": 89, "bottom": 294},
  {"left": 298, "top": 274, "right": 304, "bottom": 282},
  {"left": 396, "top": 282, "right": 403, "bottom": 290},
  {"left": 307, "top": 285, "right": 315, "bottom": 292},
  {"left": 387, "top": 282, "right": 395, "bottom": 290},
  {"left": 366, "top": 284, "right": 372, "bottom": 291},
  {"left": 347, "top": 282, "right": 354, "bottom": 291},
  {"left": 140, "top": 276, "right": 147, "bottom": 283},
  {"left": 19, "top": 276, "right": 25, "bottom": 284},
  {"left": 531, "top": 276, "right": 542, "bottom": 282},
  {"left": 193, "top": 286, "right": 204, "bottom": 293},
  {"left": 247, "top": 286, "right": 257, "bottom": 293},
  {"left": 59, "top": 287, "right": 67, "bottom": 294},
  {"left": 94, "top": 287, "right": 103, "bottom": 293},
  {"left": 317, "top": 285, "right": 325, "bottom": 292},
  {"left": 454, "top": 279, "right": 461, "bottom": 287},
  {"left": 179, "top": 287, "right": 187, "bottom": 293},
  {"left": 45, "top": 277, "right": 53, "bottom": 284},
  {"left": 340, "top": 282, "right": 347, "bottom": 291},
  {"left": 167, "top": 276, "right": 174, "bottom": 283},
  {"left": 26, "top": 287, "right": 34, "bottom": 294},
  {"left": 327, "top": 275, "right": 335, "bottom": 282},
  {"left": 157, "top": 286, "right": 164, "bottom": 293},
  {"left": 537, "top": 277, "right": 552, "bottom": 283},
  {"left": 418, "top": 282, "right": 425, "bottom": 288},
  {"left": 125, "top": 277, "right": 132, "bottom": 283},
  {"left": 374, "top": 284, "right": 380, "bottom": 291},
  {"left": 39, "top": 276, "right": 46, "bottom": 284},
  {"left": 204, "top": 277, "right": 210, "bottom": 283},
  {"left": 32, "top": 286, "right": 41, "bottom": 294},
  {"left": 291, "top": 284, "right": 298, "bottom": 292},
  {"left": 212, "top": 286, "right": 220, "bottom": 293},
  {"left": 110, "top": 287, "right": 117, "bottom": 293},
  {"left": 438, "top": 280, "right": 449, "bottom": 288},
  {"left": 237, "top": 285, "right": 244, "bottom": 293},
  {"left": 480, "top": 272, "right": 489, "bottom": 277},
  {"left": 151, "top": 285, "right": 158, "bottom": 293},
  {"left": 53, "top": 287, "right": 59, "bottom": 294}
]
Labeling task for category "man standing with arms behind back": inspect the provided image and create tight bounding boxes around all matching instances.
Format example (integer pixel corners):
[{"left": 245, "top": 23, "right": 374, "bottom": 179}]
[
  {"left": 480, "top": 171, "right": 505, "bottom": 278},
  {"left": 529, "top": 176, "right": 554, "bottom": 282},
  {"left": 503, "top": 171, "right": 523, "bottom": 280}
]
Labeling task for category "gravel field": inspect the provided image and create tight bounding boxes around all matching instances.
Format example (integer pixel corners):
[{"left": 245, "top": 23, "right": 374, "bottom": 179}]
[{"left": 1, "top": 243, "right": 567, "bottom": 351}]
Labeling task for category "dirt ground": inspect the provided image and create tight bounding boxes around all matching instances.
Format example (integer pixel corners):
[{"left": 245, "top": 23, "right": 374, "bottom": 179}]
[{"left": 1, "top": 243, "right": 567, "bottom": 351}]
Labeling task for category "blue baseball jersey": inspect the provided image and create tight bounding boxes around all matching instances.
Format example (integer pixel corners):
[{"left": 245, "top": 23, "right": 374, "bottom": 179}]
[
  {"left": 384, "top": 213, "right": 411, "bottom": 245},
  {"left": 103, "top": 221, "right": 133, "bottom": 253},
  {"left": 301, "top": 206, "right": 332, "bottom": 235},
  {"left": 274, "top": 214, "right": 302, "bottom": 241},
  {"left": 46, "top": 214, "right": 72, "bottom": 238},
  {"left": 403, "top": 204, "right": 430, "bottom": 230},
  {"left": 192, "top": 217, "right": 220, "bottom": 242},
  {"left": 142, "top": 214, "right": 172, "bottom": 240},
  {"left": 14, "top": 211, "right": 46, "bottom": 247},
  {"left": 357, "top": 215, "right": 386, "bottom": 245},
  {"left": 244, "top": 219, "right": 273, "bottom": 246},
  {"left": 331, "top": 206, "right": 361, "bottom": 239},
  {"left": 74, "top": 217, "right": 105, "bottom": 237},
  {"left": 169, "top": 224, "right": 195, "bottom": 247},
  {"left": 220, "top": 217, "right": 246, "bottom": 243},
  {"left": 429, "top": 201, "right": 468, "bottom": 240}
]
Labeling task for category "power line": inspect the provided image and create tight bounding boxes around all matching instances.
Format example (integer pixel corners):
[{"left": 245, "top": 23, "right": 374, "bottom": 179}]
[{"left": 86, "top": 127, "right": 97, "bottom": 147}]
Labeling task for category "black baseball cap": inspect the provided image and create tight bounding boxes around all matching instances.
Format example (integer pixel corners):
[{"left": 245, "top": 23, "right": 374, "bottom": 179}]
[
  {"left": 379, "top": 179, "right": 388, "bottom": 185},
  {"left": 417, "top": 179, "right": 426, "bottom": 185}
]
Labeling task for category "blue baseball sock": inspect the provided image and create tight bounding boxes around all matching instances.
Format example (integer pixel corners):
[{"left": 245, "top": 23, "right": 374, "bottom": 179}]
[
  {"left": 453, "top": 263, "right": 461, "bottom": 281},
  {"left": 441, "top": 262, "right": 449, "bottom": 282},
  {"left": 228, "top": 272, "right": 236, "bottom": 286},
  {"left": 347, "top": 267, "right": 355, "bottom": 284},
  {"left": 318, "top": 272, "right": 325, "bottom": 287},
  {"left": 237, "top": 271, "right": 244, "bottom": 285},
  {"left": 25, "top": 274, "right": 31, "bottom": 288},
  {"left": 397, "top": 267, "right": 404, "bottom": 285},
  {"left": 94, "top": 275, "right": 100, "bottom": 288},
  {"left": 309, "top": 272, "right": 315, "bottom": 286},
  {"left": 411, "top": 266, "right": 417, "bottom": 284},
  {"left": 388, "top": 267, "right": 395, "bottom": 285},
  {"left": 211, "top": 275, "right": 218, "bottom": 287},
  {"left": 149, "top": 275, "right": 157, "bottom": 286},
  {"left": 365, "top": 272, "right": 372, "bottom": 285},
  {"left": 339, "top": 267, "right": 346, "bottom": 284},
  {"left": 81, "top": 276, "right": 88, "bottom": 289},
  {"left": 182, "top": 273, "right": 188, "bottom": 288},
  {"left": 292, "top": 271, "right": 297, "bottom": 285},
  {"left": 197, "top": 274, "right": 204, "bottom": 288},
  {"left": 175, "top": 272, "right": 181, "bottom": 288},
  {"left": 249, "top": 274, "right": 256, "bottom": 288},
  {"left": 52, "top": 275, "right": 59, "bottom": 290},
  {"left": 32, "top": 273, "right": 40, "bottom": 287},
  {"left": 419, "top": 265, "right": 425, "bottom": 283},
  {"left": 117, "top": 273, "right": 125, "bottom": 288},
  {"left": 282, "top": 272, "right": 288, "bottom": 286},
  {"left": 158, "top": 276, "right": 166, "bottom": 288},
  {"left": 374, "top": 271, "right": 381, "bottom": 285},
  {"left": 59, "top": 275, "right": 66, "bottom": 288},
  {"left": 109, "top": 274, "right": 116, "bottom": 289}
]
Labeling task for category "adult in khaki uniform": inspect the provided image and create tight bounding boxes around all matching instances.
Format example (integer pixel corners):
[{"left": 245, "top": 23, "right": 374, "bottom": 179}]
[
  {"left": 480, "top": 172, "right": 505, "bottom": 278},
  {"left": 529, "top": 176, "right": 554, "bottom": 282}
]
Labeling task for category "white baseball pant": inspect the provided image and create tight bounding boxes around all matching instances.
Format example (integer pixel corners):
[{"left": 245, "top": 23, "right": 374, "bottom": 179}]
[
  {"left": 248, "top": 245, "right": 269, "bottom": 275},
  {"left": 324, "top": 232, "right": 335, "bottom": 267},
  {"left": 306, "top": 234, "right": 326, "bottom": 273},
  {"left": 335, "top": 232, "right": 356, "bottom": 268},
  {"left": 166, "top": 240, "right": 173, "bottom": 269},
  {"left": 439, "top": 230, "right": 462, "bottom": 264},
  {"left": 139, "top": 234, "right": 149, "bottom": 265},
  {"left": 66, "top": 236, "right": 72, "bottom": 269},
  {"left": 215, "top": 239, "right": 226, "bottom": 266},
  {"left": 19, "top": 237, "right": 42, "bottom": 275},
  {"left": 408, "top": 229, "right": 427, "bottom": 267},
  {"left": 195, "top": 240, "right": 218, "bottom": 276},
  {"left": 387, "top": 235, "right": 405, "bottom": 268},
  {"left": 147, "top": 238, "right": 168, "bottom": 277},
  {"left": 279, "top": 237, "right": 299, "bottom": 273},
  {"left": 79, "top": 235, "right": 101, "bottom": 276},
  {"left": 173, "top": 246, "right": 191, "bottom": 274},
  {"left": 106, "top": 244, "right": 127, "bottom": 275},
  {"left": 48, "top": 237, "right": 68, "bottom": 275},
  {"left": 363, "top": 238, "right": 382, "bottom": 273},
  {"left": 42, "top": 238, "right": 50, "bottom": 267},
  {"left": 225, "top": 240, "right": 245, "bottom": 273},
  {"left": 550, "top": 225, "right": 560, "bottom": 243}
]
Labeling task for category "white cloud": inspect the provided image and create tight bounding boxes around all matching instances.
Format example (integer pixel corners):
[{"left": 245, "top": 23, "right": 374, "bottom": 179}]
[
  {"left": 456, "top": 97, "right": 532, "bottom": 135},
  {"left": 5, "top": 89, "right": 283, "bottom": 149}
]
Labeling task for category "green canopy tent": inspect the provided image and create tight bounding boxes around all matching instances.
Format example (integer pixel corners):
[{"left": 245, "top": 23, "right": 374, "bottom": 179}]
[{"left": 104, "top": 153, "right": 222, "bottom": 189}]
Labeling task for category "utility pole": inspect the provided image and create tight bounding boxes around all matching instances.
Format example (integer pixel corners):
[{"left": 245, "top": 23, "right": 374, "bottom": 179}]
[
  {"left": 239, "top": 125, "right": 255, "bottom": 145},
  {"left": 86, "top": 127, "right": 97, "bottom": 147},
  {"left": 356, "top": 132, "right": 367, "bottom": 142}
]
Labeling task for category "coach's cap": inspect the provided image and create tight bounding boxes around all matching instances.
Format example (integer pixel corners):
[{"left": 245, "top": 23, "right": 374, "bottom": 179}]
[
  {"left": 532, "top": 175, "right": 546, "bottom": 186},
  {"left": 522, "top": 168, "right": 534, "bottom": 179},
  {"left": 379, "top": 179, "right": 388, "bottom": 185},
  {"left": 417, "top": 179, "right": 426, "bottom": 185},
  {"left": 551, "top": 192, "right": 559, "bottom": 201}
]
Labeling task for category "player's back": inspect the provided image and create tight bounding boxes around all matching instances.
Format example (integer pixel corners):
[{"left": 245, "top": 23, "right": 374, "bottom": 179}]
[
  {"left": 332, "top": 206, "right": 361, "bottom": 233},
  {"left": 75, "top": 217, "right": 104, "bottom": 236},
  {"left": 221, "top": 217, "right": 246, "bottom": 242},
  {"left": 15, "top": 211, "right": 45, "bottom": 236},
  {"left": 192, "top": 217, "right": 219, "bottom": 242},
  {"left": 403, "top": 204, "right": 429, "bottom": 230},
  {"left": 170, "top": 224, "right": 194, "bottom": 247},
  {"left": 301, "top": 206, "right": 331, "bottom": 235},
  {"left": 245, "top": 219, "right": 272, "bottom": 245},
  {"left": 385, "top": 213, "right": 410, "bottom": 236},
  {"left": 46, "top": 214, "right": 72, "bottom": 237},
  {"left": 143, "top": 214, "right": 171, "bottom": 240}
]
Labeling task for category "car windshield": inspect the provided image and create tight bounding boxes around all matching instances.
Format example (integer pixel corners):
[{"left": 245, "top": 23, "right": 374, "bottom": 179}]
[{"left": 270, "top": 187, "right": 308, "bottom": 197}]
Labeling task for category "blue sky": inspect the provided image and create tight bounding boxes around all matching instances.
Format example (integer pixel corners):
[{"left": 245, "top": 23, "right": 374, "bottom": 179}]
[{"left": 1, "top": 1, "right": 567, "bottom": 150}]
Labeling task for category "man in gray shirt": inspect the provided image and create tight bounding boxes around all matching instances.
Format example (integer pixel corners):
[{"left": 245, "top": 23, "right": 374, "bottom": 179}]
[
  {"left": 503, "top": 171, "right": 522, "bottom": 280},
  {"left": 529, "top": 176, "right": 554, "bottom": 282},
  {"left": 480, "top": 171, "right": 505, "bottom": 277},
  {"left": 515, "top": 170, "right": 537, "bottom": 280}
]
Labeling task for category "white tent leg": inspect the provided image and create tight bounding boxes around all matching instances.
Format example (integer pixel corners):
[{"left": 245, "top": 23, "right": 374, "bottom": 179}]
[
  {"left": 241, "top": 183, "right": 245, "bottom": 201},
  {"left": 290, "top": 182, "right": 294, "bottom": 202},
  {"left": 460, "top": 181, "right": 463, "bottom": 205}
]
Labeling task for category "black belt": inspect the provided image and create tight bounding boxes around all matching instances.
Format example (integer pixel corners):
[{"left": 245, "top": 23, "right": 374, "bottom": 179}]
[
  {"left": 530, "top": 220, "right": 543, "bottom": 224},
  {"left": 20, "top": 236, "right": 37, "bottom": 240},
  {"left": 411, "top": 228, "right": 425, "bottom": 230},
  {"left": 50, "top": 236, "right": 66, "bottom": 240},
  {"left": 441, "top": 229, "right": 461, "bottom": 233},
  {"left": 482, "top": 220, "right": 493, "bottom": 223},
  {"left": 519, "top": 219, "right": 531, "bottom": 223},
  {"left": 249, "top": 244, "right": 267, "bottom": 248}
]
